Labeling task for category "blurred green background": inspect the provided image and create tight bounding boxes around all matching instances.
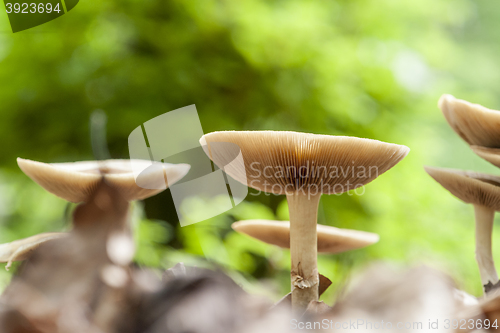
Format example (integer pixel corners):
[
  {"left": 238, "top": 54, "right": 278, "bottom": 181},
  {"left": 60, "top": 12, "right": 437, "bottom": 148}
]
[{"left": 0, "top": 0, "right": 499, "bottom": 300}]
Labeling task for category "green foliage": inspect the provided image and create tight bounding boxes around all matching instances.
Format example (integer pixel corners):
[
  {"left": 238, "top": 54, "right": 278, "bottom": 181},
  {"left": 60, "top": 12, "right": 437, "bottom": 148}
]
[{"left": 0, "top": 0, "right": 499, "bottom": 299}]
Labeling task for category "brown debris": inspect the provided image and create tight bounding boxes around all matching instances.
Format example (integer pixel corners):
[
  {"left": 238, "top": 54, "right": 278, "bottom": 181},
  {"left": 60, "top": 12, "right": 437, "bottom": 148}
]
[
  {"left": 322, "top": 265, "right": 475, "bottom": 333},
  {"left": 306, "top": 301, "right": 332, "bottom": 315},
  {"left": 0, "top": 179, "right": 133, "bottom": 333}
]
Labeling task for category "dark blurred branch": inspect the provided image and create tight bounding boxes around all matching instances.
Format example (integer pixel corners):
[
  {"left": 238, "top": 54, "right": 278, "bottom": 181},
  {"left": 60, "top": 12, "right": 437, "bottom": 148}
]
[{"left": 90, "top": 110, "right": 111, "bottom": 162}]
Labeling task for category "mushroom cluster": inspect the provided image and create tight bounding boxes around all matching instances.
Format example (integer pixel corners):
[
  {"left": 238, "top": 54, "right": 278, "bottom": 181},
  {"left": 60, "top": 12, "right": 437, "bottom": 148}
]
[
  {"left": 425, "top": 95, "right": 500, "bottom": 294},
  {"left": 5, "top": 130, "right": 409, "bottom": 317},
  {"left": 201, "top": 130, "right": 409, "bottom": 311}
]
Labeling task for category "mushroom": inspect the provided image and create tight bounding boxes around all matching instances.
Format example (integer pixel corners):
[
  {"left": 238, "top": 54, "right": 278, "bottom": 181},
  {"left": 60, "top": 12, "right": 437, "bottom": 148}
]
[
  {"left": 0, "top": 232, "right": 66, "bottom": 270},
  {"left": 438, "top": 94, "right": 500, "bottom": 148},
  {"left": 17, "top": 158, "right": 190, "bottom": 202},
  {"left": 233, "top": 220, "right": 379, "bottom": 307},
  {"left": 471, "top": 146, "right": 500, "bottom": 168},
  {"left": 200, "top": 130, "right": 409, "bottom": 310},
  {"left": 231, "top": 220, "right": 379, "bottom": 254},
  {"left": 424, "top": 166, "right": 500, "bottom": 293}
]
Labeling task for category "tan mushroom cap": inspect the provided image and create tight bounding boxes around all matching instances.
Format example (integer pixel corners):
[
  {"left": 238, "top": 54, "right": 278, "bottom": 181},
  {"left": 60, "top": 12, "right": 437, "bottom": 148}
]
[
  {"left": 200, "top": 131, "right": 409, "bottom": 195},
  {"left": 424, "top": 166, "right": 500, "bottom": 210},
  {"left": 17, "top": 158, "right": 190, "bottom": 203},
  {"left": 0, "top": 232, "right": 67, "bottom": 269},
  {"left": 472, "top": 146, "right": 500, "bottom": 169},
  {"left": 232, "top": 220, "right": 379, "bottom": 254},
  {"left": 439, "top": 94, "right": 500, "bottom": 147}
]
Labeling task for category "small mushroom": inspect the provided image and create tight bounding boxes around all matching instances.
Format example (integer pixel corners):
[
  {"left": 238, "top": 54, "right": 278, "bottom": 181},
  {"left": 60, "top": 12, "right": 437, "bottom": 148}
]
[
  {"left": 233, "top": 220, "right": 378, "bottom": 308},
  {"left": 232, "top": 220, "right": 379, "bottom": 254},
  {"left": 201, "top": 130, "right": 408, "bottom": 310},
  {"left": 438, "top": 94, "right": 500, "bottom": 148},
  {"left": 471, "top": 146, "right": 500, "bottom": 168},
  {"left": 425, "top": 166, "right": 500, "bottom": 293},
  {"left": 0, "top": 232, "right": 67, "bottom": 270},
  {"left": 17, "top": 158, "right": 190, "bottom": 202}
]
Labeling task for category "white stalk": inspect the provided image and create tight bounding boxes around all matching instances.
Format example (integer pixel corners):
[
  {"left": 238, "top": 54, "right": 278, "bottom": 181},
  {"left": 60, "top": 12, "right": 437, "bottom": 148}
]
[
  {"left": 287, "top": 192, "right": 321, "bottom": 311},
  {"left": 474, "top": 204, "right": 499, "bottom": 292}
]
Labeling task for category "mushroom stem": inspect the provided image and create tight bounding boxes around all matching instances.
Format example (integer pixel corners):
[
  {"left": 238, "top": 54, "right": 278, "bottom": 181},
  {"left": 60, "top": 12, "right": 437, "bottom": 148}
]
[
  {"left": 474, "top": 204, "right": 499, "bottom": 292},
  {"left": 287, "top": 192, "right": 321, "bottom": 311}
]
